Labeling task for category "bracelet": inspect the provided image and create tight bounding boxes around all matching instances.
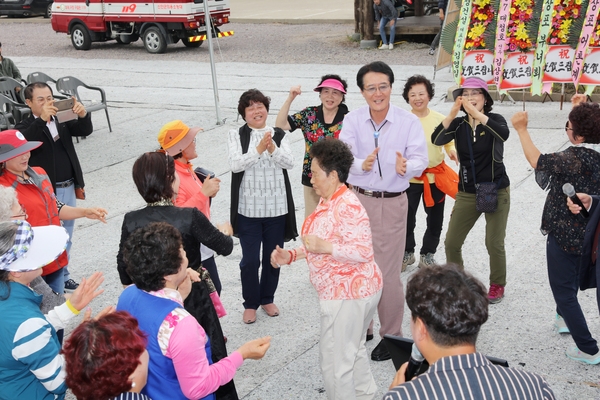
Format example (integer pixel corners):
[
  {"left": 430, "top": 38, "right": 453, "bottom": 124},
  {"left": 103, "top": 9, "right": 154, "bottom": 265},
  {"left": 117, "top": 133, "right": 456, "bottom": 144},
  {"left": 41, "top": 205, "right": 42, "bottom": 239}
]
[
  {"left": 292, "top": 249, "right": 297, "bottom": 263},
  {"left": 65, "top": 299, "right": 81, "bottom": 315},
  {"left": 287, "top": 250, "right": 293, "bottom": 265}
]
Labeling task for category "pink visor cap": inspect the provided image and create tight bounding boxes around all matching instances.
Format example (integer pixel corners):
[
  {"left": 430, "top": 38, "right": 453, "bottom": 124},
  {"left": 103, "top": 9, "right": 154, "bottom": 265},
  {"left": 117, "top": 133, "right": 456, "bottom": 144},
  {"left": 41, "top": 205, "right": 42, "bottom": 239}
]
[
  {"left": 452, "top": 76, "right": 493, "bottom": 106},
  {"left": 314, "top": 78, "right": 347, "bottom": 94}
]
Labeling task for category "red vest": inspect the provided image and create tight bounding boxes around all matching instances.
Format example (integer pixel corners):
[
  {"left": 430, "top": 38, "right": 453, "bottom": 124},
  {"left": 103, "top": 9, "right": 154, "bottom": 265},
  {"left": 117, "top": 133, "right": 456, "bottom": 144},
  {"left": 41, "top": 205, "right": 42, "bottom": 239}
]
[{"left": 0, "top": 167, "right": 68, "bottom": 276}]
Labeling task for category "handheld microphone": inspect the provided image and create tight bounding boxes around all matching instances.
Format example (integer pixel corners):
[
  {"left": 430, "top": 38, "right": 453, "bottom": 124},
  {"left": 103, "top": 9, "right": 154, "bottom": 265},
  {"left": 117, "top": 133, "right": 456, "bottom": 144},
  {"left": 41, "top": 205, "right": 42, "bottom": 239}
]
[
  {"left": 404, "top": 344, "right": 425, "bottom": 381},
  {"left": 563, "top": 183, "right": 589, "bottom": 218}
]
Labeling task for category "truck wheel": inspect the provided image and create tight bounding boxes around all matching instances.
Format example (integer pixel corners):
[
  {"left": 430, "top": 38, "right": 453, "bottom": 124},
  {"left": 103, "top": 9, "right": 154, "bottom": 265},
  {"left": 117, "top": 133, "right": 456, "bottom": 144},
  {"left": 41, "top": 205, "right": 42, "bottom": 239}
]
[
  {"left": 144, "top": 27, "right": 167, "bottom": 54},
  {"left": 71, "top": 24, "right": 92, "bottom": 51},
  {"left": 183, "top": 40, "right": 203, "bottom": 48},
  {"left": 116, "top": 35, "right": 132, "bottom": 45}
]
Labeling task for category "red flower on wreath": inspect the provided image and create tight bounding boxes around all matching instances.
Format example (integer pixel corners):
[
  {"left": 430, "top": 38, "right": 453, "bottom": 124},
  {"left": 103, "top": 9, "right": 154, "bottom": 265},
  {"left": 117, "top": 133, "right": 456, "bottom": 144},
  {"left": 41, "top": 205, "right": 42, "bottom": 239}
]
[{"left": 548, "top": 0, "right": 582, "bottom": 45}]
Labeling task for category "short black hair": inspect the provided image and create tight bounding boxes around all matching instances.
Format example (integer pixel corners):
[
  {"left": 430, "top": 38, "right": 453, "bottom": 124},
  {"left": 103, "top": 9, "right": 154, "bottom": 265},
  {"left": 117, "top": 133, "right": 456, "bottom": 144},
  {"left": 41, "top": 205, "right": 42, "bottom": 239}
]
[
  {"left": 402, "top": 75, "right": 435, "bottom": 103},
  {"left": 123, "top": 222, "right": 183, "bottom": 292},
  {"left": 406, "top": 264, "right": 489, "bottom": 347},
  {"left": 316, "top": 74, "right": 348, "bottom": 103},
  {"left": 356, "top": 61, "right": 394, "bottom": 90},
  {"left": 24, "top": 82, "right": 52, "bottom": 101},
  {"left": 309, "top": 138, "right": 354, "bottom": 183},
  {"left": 132, "top": 152, "right": 176, "bottom": 203},
  {"left": 569, "top": 102, "right": 600, "bottom": 144},
  {"left": 237, "top": 89, "right": 270, "bottom": 121}
]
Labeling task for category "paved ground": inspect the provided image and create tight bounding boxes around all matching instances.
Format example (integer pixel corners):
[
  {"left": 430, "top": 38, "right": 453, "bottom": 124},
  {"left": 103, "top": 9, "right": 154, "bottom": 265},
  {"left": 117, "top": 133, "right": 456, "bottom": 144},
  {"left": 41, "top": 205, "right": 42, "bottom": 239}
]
[{"left": 3, "top": 1, "right": 600, "bottom": 399}]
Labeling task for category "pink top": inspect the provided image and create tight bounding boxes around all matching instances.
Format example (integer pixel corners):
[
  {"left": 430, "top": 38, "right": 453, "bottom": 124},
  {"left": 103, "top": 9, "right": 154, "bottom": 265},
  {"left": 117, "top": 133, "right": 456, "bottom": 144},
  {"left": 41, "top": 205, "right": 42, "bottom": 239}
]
[
  {"left": 150, "top": 288, "right": 243, "bottom": 398},
  {"left": 174, "top": 160, "right": 210, "bottom": 218},
  {"left": 301, "top": 185, "right": 383, "bottom": 300}
]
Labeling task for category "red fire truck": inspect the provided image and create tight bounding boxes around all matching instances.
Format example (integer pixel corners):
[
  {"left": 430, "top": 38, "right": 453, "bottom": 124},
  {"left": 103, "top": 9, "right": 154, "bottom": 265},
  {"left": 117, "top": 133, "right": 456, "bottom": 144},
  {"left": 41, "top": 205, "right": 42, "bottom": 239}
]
[{"left": 51, "top": 0, "right": 231, "bottom": 54}]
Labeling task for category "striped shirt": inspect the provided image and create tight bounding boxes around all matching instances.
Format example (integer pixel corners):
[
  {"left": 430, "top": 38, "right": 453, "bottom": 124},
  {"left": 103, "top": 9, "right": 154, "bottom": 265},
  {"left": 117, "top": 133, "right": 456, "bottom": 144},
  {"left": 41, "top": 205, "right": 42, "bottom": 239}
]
[
  {"left": 111, "top": 392, "right": 152, "bottom": 400},
  {"left": 228, "top": 126, "right": 294, "bottom": 218},
  {"left": 383, "top": 353, "right": 555, "bottom": 400}
]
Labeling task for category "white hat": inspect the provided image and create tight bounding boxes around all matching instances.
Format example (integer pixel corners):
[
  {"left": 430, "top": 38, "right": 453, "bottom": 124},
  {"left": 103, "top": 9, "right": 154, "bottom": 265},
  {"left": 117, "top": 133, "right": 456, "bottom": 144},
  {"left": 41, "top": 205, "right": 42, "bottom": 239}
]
[{"left": 0, "top": 221, "right": 68, "bottom": 272}]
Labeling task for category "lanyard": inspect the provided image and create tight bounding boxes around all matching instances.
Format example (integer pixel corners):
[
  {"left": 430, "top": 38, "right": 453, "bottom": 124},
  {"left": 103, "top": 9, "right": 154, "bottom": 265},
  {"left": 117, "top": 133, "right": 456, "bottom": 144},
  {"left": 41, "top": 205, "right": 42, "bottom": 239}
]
[{"left": 370, "top": 120, "right": 387, "bottom": 179}]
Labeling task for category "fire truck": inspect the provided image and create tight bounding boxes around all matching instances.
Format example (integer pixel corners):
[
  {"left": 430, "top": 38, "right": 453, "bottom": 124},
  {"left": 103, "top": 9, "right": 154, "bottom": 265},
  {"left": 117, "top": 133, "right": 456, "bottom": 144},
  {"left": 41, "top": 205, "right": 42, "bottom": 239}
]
[{"left": 51, "top": 0, "right": 231, "bottom": 54}]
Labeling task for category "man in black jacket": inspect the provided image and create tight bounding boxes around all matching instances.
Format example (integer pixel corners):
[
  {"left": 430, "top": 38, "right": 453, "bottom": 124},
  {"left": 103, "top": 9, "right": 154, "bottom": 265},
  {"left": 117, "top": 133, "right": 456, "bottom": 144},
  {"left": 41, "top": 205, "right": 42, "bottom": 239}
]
[{"left": 16, "top": 82, "right": 93, "bottom": 291}]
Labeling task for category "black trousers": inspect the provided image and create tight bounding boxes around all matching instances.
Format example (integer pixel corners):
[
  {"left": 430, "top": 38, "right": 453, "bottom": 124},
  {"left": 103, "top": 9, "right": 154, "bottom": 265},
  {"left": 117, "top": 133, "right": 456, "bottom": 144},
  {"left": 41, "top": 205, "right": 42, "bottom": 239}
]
[{"left": 405, "top": 182, "right": 446, "bottom": 255}]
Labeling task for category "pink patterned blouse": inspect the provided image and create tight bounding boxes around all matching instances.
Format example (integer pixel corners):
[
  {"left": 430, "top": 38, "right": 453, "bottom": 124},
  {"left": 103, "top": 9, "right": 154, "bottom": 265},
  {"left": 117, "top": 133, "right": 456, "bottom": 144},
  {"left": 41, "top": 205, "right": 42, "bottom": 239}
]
[{"left": 301, "top": 185, "right": 383, "bottom": 300}]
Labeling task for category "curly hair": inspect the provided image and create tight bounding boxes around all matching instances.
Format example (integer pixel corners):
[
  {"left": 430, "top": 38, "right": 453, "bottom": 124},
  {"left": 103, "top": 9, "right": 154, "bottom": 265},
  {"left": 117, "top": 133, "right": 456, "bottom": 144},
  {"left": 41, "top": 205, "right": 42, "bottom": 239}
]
[
  {"left": 316, "top": 74, "right": 348, "bottom": 103},
  {"left": 569, "top": 102, "right": 600, "bottom": 144},
  {"left": 123, "top": 222, "right": 183, "bottom": 292},
  {"left": 309, "top": 138, "right": 354, "bottom": 183},
  {"left": 132, "top": 152, "right": 176, "bottom": 203},
  {"left": 406, "top": 264, "right": 488, "bottom": 347},
  {"left": 0, "top": 186, "right": 16, "bottom": 221},
  {"left": 63, "top": 311, "right": 147, "bottom": 400},
  {"left": 402, "top": 75, "right": 435, "bottom": 103},
  {"left": 0, "top": 221, "right": 18, "bottom": 300},
  {"left": 356, "top": 61, "right": 394, "bottom": 90},
  {"left": 237, "top": 89, "right": 270, "bottom": 121}
]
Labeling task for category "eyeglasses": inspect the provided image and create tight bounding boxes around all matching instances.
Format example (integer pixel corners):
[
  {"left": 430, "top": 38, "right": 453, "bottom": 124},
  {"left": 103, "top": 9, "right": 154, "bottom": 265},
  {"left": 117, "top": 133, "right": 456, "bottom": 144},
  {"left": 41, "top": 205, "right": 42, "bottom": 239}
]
[
  {"left": 462, "top": 90, "right": 483, "bottom": 97},
  {"left": 11, "top": 204, "right": 27, "bottom": 219},
  {"left": 565, "top": 122, "right": 573, "bottom": 132},
  {"left": 363, "top": 84, "right": 391, "bottom": 95}
]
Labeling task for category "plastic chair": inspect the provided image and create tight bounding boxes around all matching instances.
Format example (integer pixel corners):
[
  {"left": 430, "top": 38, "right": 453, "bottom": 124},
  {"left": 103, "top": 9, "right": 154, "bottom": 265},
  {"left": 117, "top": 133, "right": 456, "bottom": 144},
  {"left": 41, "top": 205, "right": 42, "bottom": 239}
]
[
  {"left": 0, "top": 77, "right": 27, "bottom": 104},
  {"left": 26, "top": 72, "right": 68, "bottom": 100},
  {"left": 27, "top": 72, "right": 58, "bottom": 85},
  {"left": 56, "top": 76, "right": 112, "bottom": 132},
  {"left": 0, "top": 94, "right": 27, "bottom": 128}
]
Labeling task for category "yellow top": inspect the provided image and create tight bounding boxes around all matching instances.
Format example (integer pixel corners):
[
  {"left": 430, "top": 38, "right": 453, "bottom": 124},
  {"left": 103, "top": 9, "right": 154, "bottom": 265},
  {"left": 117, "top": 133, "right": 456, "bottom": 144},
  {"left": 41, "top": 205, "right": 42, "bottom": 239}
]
[{"left": 410, "top": 109, "right": 455, "bottom": 184}]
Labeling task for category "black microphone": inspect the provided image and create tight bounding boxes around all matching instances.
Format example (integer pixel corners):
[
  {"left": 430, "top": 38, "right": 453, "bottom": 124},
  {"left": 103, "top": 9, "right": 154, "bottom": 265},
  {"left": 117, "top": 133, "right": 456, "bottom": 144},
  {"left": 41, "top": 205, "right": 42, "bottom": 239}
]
[
  {"left": 563, "top": 183, "right": 589, "bottom": 218},
  {"left": 405, "top": 344, "right": 425, "bottom": 381}
]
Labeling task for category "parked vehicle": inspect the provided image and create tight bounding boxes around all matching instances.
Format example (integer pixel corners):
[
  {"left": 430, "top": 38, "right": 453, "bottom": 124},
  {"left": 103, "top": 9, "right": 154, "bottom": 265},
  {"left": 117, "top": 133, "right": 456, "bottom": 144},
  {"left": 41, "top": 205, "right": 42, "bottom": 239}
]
[
  {"left": 0, "top": 0, "right": 53, "bottom": 18},
  {"left": 50, "top": 0, "right": 231, "bottom": 54}
]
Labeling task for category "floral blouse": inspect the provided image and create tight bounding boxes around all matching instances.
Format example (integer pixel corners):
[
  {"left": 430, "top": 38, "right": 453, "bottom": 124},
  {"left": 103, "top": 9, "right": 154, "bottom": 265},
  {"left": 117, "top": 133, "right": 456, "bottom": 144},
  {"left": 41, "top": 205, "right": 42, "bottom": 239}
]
[
  {"left": 300, "top": 185, "right": 383, "bottom": 300},
  {"left": 536, "top": 146, "right": 600, "bottom": 254},
  {"left": 288, "top": 104, "right": 348, "bottom": 186}
]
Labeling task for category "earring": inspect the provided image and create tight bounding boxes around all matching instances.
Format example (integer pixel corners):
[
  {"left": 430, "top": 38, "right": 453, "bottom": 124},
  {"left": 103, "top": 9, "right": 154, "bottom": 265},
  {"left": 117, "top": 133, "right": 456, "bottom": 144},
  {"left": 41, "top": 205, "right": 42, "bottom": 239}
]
[{"left": 131, "top": 382, "right": 136, "bottom": 388}]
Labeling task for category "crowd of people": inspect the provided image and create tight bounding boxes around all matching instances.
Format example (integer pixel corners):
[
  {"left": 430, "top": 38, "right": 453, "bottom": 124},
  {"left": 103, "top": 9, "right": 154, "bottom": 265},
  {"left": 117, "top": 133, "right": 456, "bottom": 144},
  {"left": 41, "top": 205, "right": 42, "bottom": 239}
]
[{"left": 4, "top": 58, "right": 600, "bottom": 399}]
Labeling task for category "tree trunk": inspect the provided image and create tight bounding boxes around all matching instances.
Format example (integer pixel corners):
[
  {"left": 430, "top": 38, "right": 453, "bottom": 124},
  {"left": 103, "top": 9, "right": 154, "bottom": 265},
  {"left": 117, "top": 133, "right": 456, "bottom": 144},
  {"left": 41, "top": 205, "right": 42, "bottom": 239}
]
[
  {"left": 354, "top": 0, "right": 360, "bottom": 33},
  {"left": 355, "top": 0, "right": 374, "bottom": 40}
]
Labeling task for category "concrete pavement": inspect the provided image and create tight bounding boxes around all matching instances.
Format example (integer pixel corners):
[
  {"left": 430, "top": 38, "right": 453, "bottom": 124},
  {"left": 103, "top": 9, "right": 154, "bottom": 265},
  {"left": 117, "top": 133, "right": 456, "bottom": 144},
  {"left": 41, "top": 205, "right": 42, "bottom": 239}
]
[
  {"left": 3, "top": 1, "right": 600, "bottom": 399},
  {"left": 8, "top": 53, "right": 599, "bottom": 399}
]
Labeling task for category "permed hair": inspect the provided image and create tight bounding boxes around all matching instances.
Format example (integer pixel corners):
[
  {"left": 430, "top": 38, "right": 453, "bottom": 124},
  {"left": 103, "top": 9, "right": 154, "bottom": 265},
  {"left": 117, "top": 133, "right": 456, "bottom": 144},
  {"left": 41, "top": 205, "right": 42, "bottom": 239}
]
[
  {"left": 0, "top": 186, "right": 17, "bottom": 221},
  {"left": 123, "top": 222, "right": 183, "bottom": 292},
  {"left": 569, "top": 102, "right": 600, "bottom": 144},
  {"left": 132, "top": 152, "right": 176, "bottom": 203},
  {"left": 309, "top": 138, "right": 354, "bottom": 184},
  {"left": 63, "top": 311, "right": 148, "bottom": 400},
  {"left": 237, "top": 89, "right": 270, "bottom": 121},
  {"left": 406, "top": 264, "right": 489, "bottom": 347},
  {"left": 402, "top": 75, "right": 435, "bottom": 103}
]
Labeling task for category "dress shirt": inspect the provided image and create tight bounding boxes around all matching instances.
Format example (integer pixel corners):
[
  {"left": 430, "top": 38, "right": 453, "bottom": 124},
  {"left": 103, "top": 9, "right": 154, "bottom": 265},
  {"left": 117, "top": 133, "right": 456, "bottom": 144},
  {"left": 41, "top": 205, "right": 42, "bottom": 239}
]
[{"left": 340, "top": 104, "right": 428, "bottom": 192}]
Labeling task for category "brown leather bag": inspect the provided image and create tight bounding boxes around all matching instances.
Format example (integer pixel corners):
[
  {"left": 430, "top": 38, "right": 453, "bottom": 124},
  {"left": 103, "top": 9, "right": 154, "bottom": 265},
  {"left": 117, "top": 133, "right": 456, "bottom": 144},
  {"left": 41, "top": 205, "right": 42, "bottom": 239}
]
[{"left": 75, "top": 187, "right": 86, "bottom": 200}]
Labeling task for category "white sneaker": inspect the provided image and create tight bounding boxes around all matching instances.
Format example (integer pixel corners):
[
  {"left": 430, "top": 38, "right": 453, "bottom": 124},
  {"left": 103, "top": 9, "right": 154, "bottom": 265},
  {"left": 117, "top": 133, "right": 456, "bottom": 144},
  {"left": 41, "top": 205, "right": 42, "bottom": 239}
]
[
  {"left": 566, "top": 346, "right": 600, "bottom": 364},
  {"left": 389, "top": 43, "right": 394, "bottom": 50},
  {"left": 379, "top": 43, "right": 389, "bottom": 50},
  {"left": 554, "top": 314, "right": 570, "bottom": 334}
]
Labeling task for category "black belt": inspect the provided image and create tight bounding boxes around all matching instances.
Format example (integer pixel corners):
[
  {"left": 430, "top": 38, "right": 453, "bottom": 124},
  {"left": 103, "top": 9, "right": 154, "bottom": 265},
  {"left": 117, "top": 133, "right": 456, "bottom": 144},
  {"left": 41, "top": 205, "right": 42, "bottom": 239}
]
[
  {"left": 56, "top": 179, "right": 74, "bottom": 188},
  {"left": 354, "top": 186, "right": 404, "bottom": 198}
]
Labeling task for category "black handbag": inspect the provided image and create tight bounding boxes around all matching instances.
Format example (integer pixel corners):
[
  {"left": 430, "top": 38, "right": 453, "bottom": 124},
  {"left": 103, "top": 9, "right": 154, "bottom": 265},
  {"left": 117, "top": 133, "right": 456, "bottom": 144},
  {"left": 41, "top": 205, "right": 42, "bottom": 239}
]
[{"left": 466, "top": 128, "right": 501, "bottom": 213}]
